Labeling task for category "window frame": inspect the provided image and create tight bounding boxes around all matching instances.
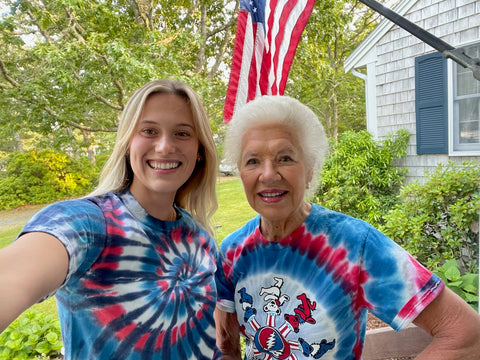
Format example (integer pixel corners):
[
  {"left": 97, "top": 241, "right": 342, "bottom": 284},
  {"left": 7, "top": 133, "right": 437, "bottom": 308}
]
[{"left": 448, "top": 42, "right": 480, "bottom": 156}]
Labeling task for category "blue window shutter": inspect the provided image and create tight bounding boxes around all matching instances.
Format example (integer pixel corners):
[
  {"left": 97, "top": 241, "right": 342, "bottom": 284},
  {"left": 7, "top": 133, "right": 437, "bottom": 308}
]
[{"left": 415, "top": 52, "right": 448, "bottom": 154}]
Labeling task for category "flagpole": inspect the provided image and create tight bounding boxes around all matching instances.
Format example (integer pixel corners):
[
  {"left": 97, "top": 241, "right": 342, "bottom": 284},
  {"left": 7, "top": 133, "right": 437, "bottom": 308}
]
[{"left": 359, "top": 0, "right": 480, "bottom": 81}]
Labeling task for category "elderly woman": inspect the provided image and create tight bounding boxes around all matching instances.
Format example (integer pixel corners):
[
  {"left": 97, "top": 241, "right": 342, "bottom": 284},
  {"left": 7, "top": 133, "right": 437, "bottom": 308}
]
[{"left": 214, "top": 95, "right": 480, "bottom": 360}]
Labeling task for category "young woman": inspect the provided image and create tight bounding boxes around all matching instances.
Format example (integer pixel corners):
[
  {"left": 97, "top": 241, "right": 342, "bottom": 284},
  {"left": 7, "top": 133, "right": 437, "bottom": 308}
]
[{"left": 0, "top": 79, "right": 221, "bottom": 359}]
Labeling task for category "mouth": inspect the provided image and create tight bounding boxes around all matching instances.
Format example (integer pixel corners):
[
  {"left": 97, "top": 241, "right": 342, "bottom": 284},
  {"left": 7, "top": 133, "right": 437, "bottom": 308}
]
[
  {"left": 258, "top": 190, "right": 288, "bottom": 201},
  {"left": 148, "top": 160, "right": 181, "bottom": 170}
]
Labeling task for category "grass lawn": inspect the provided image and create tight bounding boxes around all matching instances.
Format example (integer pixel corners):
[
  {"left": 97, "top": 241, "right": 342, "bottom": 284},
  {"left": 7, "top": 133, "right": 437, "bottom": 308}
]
[
  {"left": 0, "top": 176, "right": 256, "bottom": 324},
  {"left": 0, "top": 227, "right": 21, "bottom": 249},
  {"left": 213, "top": 176, "right": 257, "bottom": 243}
]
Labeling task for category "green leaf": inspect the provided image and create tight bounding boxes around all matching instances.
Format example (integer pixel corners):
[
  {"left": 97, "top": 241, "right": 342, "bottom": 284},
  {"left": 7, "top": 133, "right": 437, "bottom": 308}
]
[
  {"left": 46, "top": 331, "right": 59, "bottom": 344},
  {"left": 445, "top": 266, "right": 461, "bottom": 281}
]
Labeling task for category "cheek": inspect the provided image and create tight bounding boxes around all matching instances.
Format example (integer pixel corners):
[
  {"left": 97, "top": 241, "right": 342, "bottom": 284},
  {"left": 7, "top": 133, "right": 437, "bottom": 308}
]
[
  {"left": 239, "top": 167, "right": 252, "bottom": 181},
  {"left": 128, "top": 136, "right": 146, "bottom": 154},
  {"left": 240, "top": 171, "right": 255, "bottom": 194},
  {"left": 185, "top": 140, "right": 200, "bottom": 158}
]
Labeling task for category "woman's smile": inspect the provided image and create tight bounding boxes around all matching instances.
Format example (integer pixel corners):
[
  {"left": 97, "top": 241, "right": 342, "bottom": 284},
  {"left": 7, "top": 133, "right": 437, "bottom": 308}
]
[
  {"left": 258, "top": 189, "right": 288, "bottom": 202},
  {"left": 147, "top": 159, "right": 181, "bottom": 170}
]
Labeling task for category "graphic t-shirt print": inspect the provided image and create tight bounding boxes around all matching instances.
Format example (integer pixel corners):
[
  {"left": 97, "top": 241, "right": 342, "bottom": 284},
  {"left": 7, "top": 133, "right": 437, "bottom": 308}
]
[{"left": 237, "top": 276, "right": 335, "bottom": 359}]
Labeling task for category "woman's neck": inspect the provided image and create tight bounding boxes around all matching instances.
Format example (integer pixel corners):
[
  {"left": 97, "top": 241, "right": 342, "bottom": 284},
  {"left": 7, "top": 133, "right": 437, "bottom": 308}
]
[
  {"left": 260, "top": 202, "right": 312, "bottom": 242},
  {"left": 129, "top": 186, "right": 177, "bottom": 221}
]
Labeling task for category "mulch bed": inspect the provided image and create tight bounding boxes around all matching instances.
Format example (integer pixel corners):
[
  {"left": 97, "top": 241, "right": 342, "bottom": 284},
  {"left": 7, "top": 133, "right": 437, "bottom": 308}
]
[{"left": 367, "top": 312, "right": 389, "bottom": 330}]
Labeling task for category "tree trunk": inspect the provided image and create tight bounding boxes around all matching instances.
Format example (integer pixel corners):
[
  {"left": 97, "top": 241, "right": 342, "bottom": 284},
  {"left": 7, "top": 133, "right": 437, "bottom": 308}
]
[{"left": 14, "top": 132, "right": 23, "bottom": 152}]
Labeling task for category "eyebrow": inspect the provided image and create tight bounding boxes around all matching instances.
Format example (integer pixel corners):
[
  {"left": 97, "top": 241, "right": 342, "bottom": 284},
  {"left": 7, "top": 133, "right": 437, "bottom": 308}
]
[
  {"left": 242, "top": 145, "right": 297, "bottom": 158},
  {"left": 137, "top": 119, "right": 195, "bottom": 129}
]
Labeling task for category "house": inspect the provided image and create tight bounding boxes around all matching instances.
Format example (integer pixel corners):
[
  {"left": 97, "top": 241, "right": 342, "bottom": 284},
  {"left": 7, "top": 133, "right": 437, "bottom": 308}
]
[{"left": 345, "top": 0, "right": 480, "bottom": 183}]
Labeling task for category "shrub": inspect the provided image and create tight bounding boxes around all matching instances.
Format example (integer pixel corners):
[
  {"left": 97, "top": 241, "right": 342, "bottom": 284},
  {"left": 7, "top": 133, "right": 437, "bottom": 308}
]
[
  {"left": 434, "top": 259, "right": 478, "bottom": 311},
  {"left": 0, "top": 310, "right": 63, "bottom": 359},
  {"left": 314, "top": 129, "right": 410, "bottom": 227},
  {"left": 0, "top": 150, "right": 98, "bottom": 210},
  {"left": 381, "top": 161, "right": 480, "bottom": 273}
]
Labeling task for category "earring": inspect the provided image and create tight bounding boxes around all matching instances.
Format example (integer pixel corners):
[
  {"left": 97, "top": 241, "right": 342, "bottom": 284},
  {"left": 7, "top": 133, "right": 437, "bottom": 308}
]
[
  {"left": 306, "top": 182, "right": 310, "bottom": 189},
  {"left": 197, "top": 154, "right": 203, "bottom": 162}
]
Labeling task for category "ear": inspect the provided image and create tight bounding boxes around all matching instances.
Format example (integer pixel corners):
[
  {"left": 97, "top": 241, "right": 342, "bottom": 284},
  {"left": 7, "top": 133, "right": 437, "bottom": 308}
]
[{"left": 306, "top": 168, "right": 314, "bottom": 184}]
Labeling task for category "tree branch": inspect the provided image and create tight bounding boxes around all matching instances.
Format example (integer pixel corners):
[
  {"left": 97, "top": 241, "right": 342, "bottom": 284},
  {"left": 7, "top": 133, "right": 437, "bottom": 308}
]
[
  {"left": 127, "top": 0, "right": 153, "bottom": 29},
  {"left": 0, "top": 60, "right": 19, "bottom": 88},
  {"left": 43, "top": 106, "right": 117, "bottom": 133}
]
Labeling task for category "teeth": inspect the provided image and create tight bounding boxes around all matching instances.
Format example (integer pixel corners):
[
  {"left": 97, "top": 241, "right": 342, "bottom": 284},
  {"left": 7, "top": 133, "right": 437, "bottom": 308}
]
[
  {"left": 260, "top": 192, "right": 284, "bottom": 197},
  {"left": 149, "top": 161, "right": 180, "bottom": 170}
]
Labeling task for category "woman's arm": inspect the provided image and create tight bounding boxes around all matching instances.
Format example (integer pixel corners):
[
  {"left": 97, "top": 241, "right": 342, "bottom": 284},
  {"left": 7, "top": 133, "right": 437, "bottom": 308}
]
[
  {"left": 413, "top": 286, "right": 480, "bottom": 359},
  {"left": 214, "top": 307, "right": 242, "bottom": 360},
  {"left": 0, "top": 232, "right": 69, "bottom": 333}
]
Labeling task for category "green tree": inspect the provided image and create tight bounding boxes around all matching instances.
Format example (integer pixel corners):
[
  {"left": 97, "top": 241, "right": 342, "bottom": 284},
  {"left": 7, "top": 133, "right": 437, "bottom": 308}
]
[
  {"left": 0, "top": 0, "right": 237, "bottom": 160},
  {"left": 287, "top": 0, "right": 378, "bottom": 139}
]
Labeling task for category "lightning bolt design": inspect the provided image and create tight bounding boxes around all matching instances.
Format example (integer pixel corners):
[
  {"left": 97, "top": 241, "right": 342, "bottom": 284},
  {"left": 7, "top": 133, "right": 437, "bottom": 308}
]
[{"left": 266, "top": 332, "right": 278, "bottom": 349}]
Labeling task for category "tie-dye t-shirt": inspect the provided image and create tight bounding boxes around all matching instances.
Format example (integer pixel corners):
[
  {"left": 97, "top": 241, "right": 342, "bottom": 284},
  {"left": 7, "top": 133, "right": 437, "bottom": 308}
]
[
  {"left": 20, "top": 188, "right": 220, "bottom": 360},
  {"left": 215, "top": 204, "right": 443, "bottom": 360}
]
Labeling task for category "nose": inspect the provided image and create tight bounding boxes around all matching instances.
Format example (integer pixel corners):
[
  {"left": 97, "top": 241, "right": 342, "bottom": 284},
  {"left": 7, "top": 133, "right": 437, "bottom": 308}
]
[
  {"left": 155, "top": 134, "right": 175, "bottom": 153},
  {"left": 259, "top": 160, "right": 280, "bottom": 182}
]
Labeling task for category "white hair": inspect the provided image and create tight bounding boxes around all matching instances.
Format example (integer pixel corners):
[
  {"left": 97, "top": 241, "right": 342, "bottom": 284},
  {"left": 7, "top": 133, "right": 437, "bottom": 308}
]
[{"left": 224, "top": 95, "right": 329, "bottom": 199}]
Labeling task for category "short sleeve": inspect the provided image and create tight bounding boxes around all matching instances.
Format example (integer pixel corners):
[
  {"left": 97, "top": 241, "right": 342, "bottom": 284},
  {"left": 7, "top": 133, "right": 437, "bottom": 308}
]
[
  {"left": 19, "top": 198, "right": 106, "bottom": 288},
  {"left": 362, "top": 226, "right": 444, "bottom": 331}
]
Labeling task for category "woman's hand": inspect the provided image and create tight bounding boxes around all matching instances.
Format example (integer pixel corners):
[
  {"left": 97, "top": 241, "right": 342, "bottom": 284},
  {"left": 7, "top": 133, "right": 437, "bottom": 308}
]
[{"left": 214, "top": 307, "right": 242, "bottom": 360}]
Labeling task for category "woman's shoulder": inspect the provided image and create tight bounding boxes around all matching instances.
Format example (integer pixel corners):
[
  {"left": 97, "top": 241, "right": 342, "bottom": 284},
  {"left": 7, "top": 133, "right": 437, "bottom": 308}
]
[
  {"left": 32, "top": 197, "right": 104, "bottom": 219},
  {"left": 310, "top": 203, "right": 369, "bottom": 222},
  {"left": 220, "top": 215, "right": 260, "bottom": 247},
  {"left": 21, "top": 197, "right": 107, "bottom": 236},
  {"left": 308, "top": 203, "right": 374, "bottom": 234}
]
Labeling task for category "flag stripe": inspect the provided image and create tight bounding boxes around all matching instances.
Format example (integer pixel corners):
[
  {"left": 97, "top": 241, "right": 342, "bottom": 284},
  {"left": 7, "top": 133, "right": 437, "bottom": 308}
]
[
  {"left": 270, "top": 0, "right": 296, "bottom": 94},
  {"left": 279, "top": 0, "right": 316, "bottom": 91},
  {"left": 223, "top": 10, "right": 249, "bottom": 122},
  {"left": 247, "top": 23, "right": 260, "bottom": 102}
]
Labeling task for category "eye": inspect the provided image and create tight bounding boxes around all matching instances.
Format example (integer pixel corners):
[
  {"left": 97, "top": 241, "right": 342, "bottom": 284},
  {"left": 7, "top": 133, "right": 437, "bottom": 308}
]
[
  {"left": 245, "top": 158, "right": 259, "bottom": 165},
  {"left": 141, "top": 128, "right": 157, "bottom": 136},
  {"left": 175, "top": 130, "right": 192, "bottom": 138},
  {"left": 279, "top": 155, "right": 293, "bottom": 162}
]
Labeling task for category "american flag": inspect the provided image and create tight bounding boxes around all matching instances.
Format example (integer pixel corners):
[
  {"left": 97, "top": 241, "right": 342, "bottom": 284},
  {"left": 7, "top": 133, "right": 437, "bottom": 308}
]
[{"left": 223, "top": 0, "right": 315, "bottom": 123}]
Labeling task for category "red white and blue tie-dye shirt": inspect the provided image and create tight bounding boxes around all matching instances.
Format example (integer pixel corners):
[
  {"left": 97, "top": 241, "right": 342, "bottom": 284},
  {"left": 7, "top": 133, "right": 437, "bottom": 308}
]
[
  {"left": 215, "top": 204, "right": 444, "bottom": 360},
  {"left": 20, "top": 188, "right": 221, "bottom": 360}
]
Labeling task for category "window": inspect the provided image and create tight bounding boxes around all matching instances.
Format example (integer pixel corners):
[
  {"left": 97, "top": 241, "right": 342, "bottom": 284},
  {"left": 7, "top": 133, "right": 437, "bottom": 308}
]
[
  {"left": 415, "top": 44, "right": 480, "bottom": 155},
  {"left": 452, "top": 42, "right": 480, "bottom": 153}
]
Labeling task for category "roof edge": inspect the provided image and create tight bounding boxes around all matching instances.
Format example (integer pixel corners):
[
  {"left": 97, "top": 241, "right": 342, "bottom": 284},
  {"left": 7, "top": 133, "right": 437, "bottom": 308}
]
[{"left": 344, "top": 0, "right": 417, "bottom": 72}]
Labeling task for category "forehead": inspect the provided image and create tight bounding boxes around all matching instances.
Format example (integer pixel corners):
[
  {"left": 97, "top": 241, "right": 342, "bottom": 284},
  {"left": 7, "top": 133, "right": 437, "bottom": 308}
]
[
  {"left": 141, "top": 93, "right": 194, "bottom": 123},
  {"left": 241, "top": 122, "right": 300, "bottom": 153}
]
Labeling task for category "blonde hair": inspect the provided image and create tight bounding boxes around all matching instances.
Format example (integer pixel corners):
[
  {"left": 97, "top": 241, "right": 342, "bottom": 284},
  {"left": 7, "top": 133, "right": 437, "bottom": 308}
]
[
  {"left": 91, "top": 79, "right": 218, "bottom": 235},
  {"left": 224, "top": 95, "right": 328, "bottom": 199}
]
